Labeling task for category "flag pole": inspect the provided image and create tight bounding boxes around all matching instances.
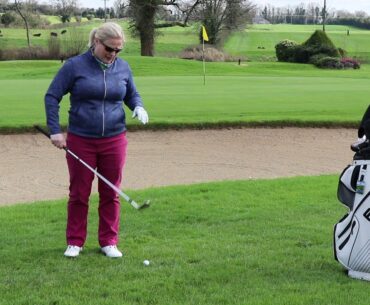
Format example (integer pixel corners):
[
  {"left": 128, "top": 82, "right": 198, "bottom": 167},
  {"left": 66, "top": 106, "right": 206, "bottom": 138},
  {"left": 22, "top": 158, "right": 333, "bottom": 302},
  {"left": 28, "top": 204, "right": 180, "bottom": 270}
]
[
  {"left": 202, "top": 36, "right": 206, "bottom": 85},
  {"left": 201, "top": 25, "right": 209, "bottom": 86}
]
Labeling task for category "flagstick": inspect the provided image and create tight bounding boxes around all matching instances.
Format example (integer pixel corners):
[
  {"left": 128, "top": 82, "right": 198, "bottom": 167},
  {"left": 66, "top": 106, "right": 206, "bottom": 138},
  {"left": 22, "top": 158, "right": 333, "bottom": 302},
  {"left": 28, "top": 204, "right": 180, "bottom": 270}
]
[{"left": 202, "top": 37, "right": 206, "bottom": 85}]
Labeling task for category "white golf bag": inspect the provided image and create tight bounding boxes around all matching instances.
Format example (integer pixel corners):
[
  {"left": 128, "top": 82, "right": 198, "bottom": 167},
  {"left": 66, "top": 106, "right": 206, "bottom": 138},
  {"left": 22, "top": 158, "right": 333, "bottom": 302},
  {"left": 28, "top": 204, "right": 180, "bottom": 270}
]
[{"left": 334, "top": 158, "right": 370, "bottom": 281}]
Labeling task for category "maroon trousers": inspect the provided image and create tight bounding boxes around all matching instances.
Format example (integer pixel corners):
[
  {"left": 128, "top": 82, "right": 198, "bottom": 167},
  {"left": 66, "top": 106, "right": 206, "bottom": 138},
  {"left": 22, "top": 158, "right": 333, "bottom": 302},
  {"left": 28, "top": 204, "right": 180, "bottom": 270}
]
[{"left": 65, "top": 132, "right": 127, "bottom": 247}]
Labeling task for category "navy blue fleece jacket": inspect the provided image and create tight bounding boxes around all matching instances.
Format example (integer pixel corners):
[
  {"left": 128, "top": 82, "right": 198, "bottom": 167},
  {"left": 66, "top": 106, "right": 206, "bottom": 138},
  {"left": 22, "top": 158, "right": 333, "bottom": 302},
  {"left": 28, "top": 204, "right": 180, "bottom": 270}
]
[{"left": 45, "top": 50, "right": 143, "bottom": 138}]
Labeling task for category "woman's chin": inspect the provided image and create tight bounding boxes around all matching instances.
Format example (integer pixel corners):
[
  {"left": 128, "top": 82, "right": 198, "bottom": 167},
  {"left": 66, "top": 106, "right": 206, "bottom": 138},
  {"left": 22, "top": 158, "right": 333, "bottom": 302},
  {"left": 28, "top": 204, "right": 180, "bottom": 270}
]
[{"left": 104, "top": 57, "right": 114, "bottom": 64}]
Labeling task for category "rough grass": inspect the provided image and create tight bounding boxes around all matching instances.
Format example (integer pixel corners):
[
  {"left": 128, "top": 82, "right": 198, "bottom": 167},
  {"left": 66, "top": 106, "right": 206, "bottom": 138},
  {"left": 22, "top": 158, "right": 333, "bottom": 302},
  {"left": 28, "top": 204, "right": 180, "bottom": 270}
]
[{"left": 0, "top": 176, "right": 366, "bottom": 305}]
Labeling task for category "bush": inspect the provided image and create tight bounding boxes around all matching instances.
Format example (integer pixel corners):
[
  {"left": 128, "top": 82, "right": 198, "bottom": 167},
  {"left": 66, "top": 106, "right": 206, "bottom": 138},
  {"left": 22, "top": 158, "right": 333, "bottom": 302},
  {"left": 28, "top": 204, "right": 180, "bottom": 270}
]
[
  {"left": 340, "top": 57, "right": 361, "bottom": 69},
  {"left": 276, "top": 30, "right": 340, "bottom": 64},
  {"left": 338, "top": 47, "right": 347, "bottom": 57},
  {"left": 314, "top": 56, "right": 344, "bottom": 69},
  {"left": 308, "top": 53, "right": 328, "bottom": 65},
  {"left": 180, "top": 45, "right": 241, "bottom": 62},
  {"left": 0, "top": 46, "right": 50, "bottom": 60},
  {"left": 275, "top": 39, "right": 298, "bottom": 62},
  {"left": 60, "top": 27, "right": 87, "bottom": 58},
  {"left": 1, "top": 12, "right": 16, "bottom": 27},
  {"left": 303, "top": 30, "right": 338, "bottom": 51},
  {"left": 48, "top": 36, "right": 61, "bottom": 59}
]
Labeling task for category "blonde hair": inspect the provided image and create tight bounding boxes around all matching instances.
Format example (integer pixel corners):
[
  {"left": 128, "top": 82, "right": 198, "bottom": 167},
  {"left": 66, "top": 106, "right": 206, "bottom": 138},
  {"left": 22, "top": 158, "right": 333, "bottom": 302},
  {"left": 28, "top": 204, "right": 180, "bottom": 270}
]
[{"left": 88, "top": 22, "right": 125, "bottom": 48}]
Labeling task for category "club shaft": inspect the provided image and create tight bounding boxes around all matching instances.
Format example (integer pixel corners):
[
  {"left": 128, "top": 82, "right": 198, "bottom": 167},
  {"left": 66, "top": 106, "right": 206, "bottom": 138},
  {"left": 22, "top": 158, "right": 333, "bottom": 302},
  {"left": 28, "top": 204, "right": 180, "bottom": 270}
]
[
  {"left": 34, "top": 125, "right": 141, "bottom": 209},
  {"left": 65, "top": 149, "right": 141, "bottom": 210}
]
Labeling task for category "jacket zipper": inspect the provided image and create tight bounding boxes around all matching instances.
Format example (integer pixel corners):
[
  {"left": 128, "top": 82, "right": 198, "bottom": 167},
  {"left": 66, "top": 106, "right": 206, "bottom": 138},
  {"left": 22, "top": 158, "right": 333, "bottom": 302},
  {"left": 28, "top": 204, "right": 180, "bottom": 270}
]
[{"left": 102, "top": 69, "right": 107, "bottom": 136}]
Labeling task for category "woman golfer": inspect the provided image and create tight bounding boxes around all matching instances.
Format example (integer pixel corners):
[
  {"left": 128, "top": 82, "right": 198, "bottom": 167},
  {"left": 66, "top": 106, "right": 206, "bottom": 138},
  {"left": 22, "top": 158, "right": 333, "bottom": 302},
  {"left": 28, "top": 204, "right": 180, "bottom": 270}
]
[{"left": 44, "top": 22, "right": 148, "bottom": 258}]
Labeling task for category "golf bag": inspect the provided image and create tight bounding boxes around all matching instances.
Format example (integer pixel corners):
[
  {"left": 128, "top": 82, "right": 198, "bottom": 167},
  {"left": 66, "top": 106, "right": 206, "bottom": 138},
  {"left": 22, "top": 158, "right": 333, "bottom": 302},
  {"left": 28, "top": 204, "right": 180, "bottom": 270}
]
[{"left": 334, "top": 143, "right": 370, "bottom": 281}]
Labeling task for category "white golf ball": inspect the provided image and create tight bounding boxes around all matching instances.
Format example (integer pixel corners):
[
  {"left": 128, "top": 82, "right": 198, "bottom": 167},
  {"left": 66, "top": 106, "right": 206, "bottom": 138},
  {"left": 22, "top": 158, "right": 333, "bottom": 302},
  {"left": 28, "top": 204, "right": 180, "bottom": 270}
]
[{"left": 143, "top": 259, "right": 150, "bottom": 266}]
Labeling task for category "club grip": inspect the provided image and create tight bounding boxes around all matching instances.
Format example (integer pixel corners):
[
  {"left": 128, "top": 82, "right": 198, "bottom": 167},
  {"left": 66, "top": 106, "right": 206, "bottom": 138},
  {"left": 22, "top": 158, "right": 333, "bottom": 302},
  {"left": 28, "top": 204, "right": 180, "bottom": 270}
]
[{"left": 34, "top": 125, "right": 50, "bottom": 139}]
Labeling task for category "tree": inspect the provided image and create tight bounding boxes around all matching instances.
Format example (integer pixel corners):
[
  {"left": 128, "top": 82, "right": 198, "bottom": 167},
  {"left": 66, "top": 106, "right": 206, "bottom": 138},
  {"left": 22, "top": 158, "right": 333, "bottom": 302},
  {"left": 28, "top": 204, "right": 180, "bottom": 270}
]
[
  {"left": 128, "top": 0, "right": 200, "bottom": 56},
  {"left": 322, "top": 0, "right": 327, "bottom": 31},
  {"left": 224, "top": 0, "right": 254, "bottom": 30},
  {"left": 200, "top": 0, "right": 255, "bottom": 45},
  {"left": 129, "top": 0, "right": 157, "bottom": 56},
  {"left": 53, "top": 0, "right": 78, "bottom": 23},
  {"left": 95, "top": 7, "right": 105, "bottom": 19},
  {"left": 113, "top": 0, "right": 127, "bottom": 18},
  {"left": 14, "top": 0, "right": 31, "bottom": 47},
  {"left": 0, "top": 0, "right": 9, "bottom": 12}
]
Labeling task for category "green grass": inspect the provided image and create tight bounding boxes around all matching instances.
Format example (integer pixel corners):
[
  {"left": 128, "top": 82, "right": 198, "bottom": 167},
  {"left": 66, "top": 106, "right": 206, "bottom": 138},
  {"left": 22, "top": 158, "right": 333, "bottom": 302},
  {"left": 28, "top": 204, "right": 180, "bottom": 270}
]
[
  {"left": 2, "top": 22, "right": 370, "bottom": 59},
  {"left": 224, "top": 24, "right": 370, "bottom": 60},
  {"left": 0, "top": 176, "right": 365, "bottom": 305},
  {"left": 0, "top": 58, "right": 369, "bottom": 132}
]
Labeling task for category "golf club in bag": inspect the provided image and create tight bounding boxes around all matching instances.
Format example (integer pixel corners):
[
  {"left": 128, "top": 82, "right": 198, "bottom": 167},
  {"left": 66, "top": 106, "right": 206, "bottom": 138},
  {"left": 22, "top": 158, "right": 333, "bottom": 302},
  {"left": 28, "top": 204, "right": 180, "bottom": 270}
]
[
  {"left": 34, "top": 125, "right": 150, "bottom": 210},
  {"left": 334, "top": 129, "right": 370, "bottom": 281}
]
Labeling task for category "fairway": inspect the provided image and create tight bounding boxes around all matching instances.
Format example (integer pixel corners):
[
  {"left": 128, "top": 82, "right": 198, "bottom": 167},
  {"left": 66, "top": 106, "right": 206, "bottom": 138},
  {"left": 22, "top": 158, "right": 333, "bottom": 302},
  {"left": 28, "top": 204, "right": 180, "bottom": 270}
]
[{"left": 0, "top": 58, "right": 369, "bottom": 131}]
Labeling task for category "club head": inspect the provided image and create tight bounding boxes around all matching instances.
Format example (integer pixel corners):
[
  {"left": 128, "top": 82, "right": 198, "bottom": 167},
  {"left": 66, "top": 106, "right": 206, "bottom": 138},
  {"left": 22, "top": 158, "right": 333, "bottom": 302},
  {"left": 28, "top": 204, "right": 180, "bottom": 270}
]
[{"left": 138, "top": 200, "right": 151, "bottom": 210}]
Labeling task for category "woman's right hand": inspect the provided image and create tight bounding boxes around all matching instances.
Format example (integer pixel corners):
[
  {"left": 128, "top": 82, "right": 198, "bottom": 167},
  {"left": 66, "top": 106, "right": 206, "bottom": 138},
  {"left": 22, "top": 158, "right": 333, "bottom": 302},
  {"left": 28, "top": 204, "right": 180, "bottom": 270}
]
[{"left": 50, "top": 133, "right": 66, "bottom": 149}]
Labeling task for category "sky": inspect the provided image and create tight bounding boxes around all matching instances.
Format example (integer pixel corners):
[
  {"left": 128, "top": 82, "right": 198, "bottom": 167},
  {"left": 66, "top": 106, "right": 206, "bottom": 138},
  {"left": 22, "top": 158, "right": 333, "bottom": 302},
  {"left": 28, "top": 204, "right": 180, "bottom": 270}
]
[{"left": 77, "top": 0, "right": 370, "bottom": 14}]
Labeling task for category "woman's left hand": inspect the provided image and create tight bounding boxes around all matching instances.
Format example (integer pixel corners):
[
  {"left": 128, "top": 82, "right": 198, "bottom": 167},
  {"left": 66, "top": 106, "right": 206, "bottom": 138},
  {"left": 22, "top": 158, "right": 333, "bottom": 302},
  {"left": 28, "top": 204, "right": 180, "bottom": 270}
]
[{"left": 132, "top": 106, "right": 149, "bottom": 124}]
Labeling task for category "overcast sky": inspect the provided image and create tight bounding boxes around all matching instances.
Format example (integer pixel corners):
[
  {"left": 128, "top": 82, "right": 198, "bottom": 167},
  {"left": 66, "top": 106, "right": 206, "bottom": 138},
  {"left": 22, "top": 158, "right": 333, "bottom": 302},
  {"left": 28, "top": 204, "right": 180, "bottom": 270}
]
[{"left": 77, "top": 0, "right": 370, "bottom": 14}]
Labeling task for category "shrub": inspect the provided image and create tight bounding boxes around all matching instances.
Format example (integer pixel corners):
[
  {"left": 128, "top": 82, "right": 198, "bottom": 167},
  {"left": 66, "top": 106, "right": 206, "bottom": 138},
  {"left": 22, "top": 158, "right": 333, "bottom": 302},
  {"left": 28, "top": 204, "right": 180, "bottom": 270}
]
[
  {"left": 60, "top": 27, "right": 87, "bottom": 58},
  {"left": 276, "top": 30, "right": 340, "bottom": 64},
  {"left": 338, "top": 47, "right": 347, "bottom": 57},
  {"left": 180, "top": 45, "right": 241, "bottom": 62},
  {"left": 308, "top": 53, "right": 328, "bottom": 65},
  {"left": 314, "top": 56, "right": 344, "bottom": 69},
  {"left": 301, "top": 30, "right": 340, "bottom": 60},
  {"left": 1, "top": 12, "right": 15, "bottom": 27},
  {"left": 275, "top": 39, "right": 298, "bottom": 62},
  {"left": 48, "top": 36, "right": 61, "bottom": 59},
  {"left": 303, "top": 30, "right": 338, "bottom": 50},
  {"left": 340, "top": 57, "right": 361, "bottom": 69},
  {"left": 0, "top": 46, "right": 50, "bottom": 60}
]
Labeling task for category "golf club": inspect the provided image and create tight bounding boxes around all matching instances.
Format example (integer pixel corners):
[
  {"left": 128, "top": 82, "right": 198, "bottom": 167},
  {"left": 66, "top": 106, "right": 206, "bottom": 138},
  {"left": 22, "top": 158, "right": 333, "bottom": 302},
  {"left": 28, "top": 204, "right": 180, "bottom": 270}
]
[{"left": 34, "top": 125, "right": 150, "bottom": 210}]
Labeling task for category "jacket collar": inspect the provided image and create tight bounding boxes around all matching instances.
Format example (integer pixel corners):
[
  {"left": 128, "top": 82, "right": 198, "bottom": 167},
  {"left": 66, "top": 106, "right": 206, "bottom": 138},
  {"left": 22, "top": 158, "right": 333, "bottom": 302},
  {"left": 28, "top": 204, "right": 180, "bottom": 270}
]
[{"left": 86, "top": 48, "right": 116, "bottom": 69}]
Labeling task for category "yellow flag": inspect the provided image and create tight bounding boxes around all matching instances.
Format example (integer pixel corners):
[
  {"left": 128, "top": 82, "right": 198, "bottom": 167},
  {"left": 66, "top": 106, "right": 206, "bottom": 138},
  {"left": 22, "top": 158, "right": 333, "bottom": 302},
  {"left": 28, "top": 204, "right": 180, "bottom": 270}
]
[{"left": 202, "top": 26, "right": 209, "bottom": 42}]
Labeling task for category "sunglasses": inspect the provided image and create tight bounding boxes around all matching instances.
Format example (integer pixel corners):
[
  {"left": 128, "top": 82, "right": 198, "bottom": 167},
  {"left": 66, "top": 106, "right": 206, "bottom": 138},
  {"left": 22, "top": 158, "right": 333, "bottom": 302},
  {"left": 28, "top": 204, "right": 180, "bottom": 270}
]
[{"left": 100, "top": 40, "right": 122, "bottom": 54}]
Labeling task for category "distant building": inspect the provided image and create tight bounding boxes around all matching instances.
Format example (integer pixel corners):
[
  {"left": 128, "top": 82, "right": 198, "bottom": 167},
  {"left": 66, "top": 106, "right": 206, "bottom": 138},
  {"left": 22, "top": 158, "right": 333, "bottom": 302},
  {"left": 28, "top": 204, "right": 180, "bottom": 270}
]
[{"left": 253, "top": 16, "right": 271, "bottom": 24}]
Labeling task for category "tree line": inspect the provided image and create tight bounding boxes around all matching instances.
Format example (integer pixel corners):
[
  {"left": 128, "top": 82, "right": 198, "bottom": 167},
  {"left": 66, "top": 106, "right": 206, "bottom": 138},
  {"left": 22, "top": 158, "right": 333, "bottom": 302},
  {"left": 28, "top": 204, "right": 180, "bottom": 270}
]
[{"left": 258, "top": 3, "right": 369, "bottom": 26}]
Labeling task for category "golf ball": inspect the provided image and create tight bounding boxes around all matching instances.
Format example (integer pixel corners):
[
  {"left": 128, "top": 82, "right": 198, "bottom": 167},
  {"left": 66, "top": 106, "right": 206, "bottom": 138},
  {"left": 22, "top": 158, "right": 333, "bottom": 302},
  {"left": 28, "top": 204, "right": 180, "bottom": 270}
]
[{"left": 143, "top": 260, "right": 150, "bottom": 266}]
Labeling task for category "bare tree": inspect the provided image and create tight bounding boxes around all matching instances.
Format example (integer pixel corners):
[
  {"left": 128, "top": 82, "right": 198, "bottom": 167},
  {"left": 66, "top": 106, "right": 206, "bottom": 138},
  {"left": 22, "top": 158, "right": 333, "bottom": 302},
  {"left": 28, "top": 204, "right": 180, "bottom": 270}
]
[
  {"left": 201, "top": 0, "right": 255, "bottom": 45},
  {"left": 113, "top": 0, "right": 127, "bottom": 18},
  {"left": 14, "top": 0, "right": 30, "bottom": 47},
  {"left": 355, "top": 10, "right": 367, "bottom": 18}
]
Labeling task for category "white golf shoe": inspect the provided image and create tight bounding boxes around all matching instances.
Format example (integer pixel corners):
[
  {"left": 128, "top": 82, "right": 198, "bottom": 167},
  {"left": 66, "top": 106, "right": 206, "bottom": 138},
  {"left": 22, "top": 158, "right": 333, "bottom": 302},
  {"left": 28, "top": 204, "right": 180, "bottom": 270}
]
[
  {"left": 101, "top": 245, "right": 123, "bottom": 258},
  {"left": 64, "top": 245, "right": 82, "bottom": 257}
]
